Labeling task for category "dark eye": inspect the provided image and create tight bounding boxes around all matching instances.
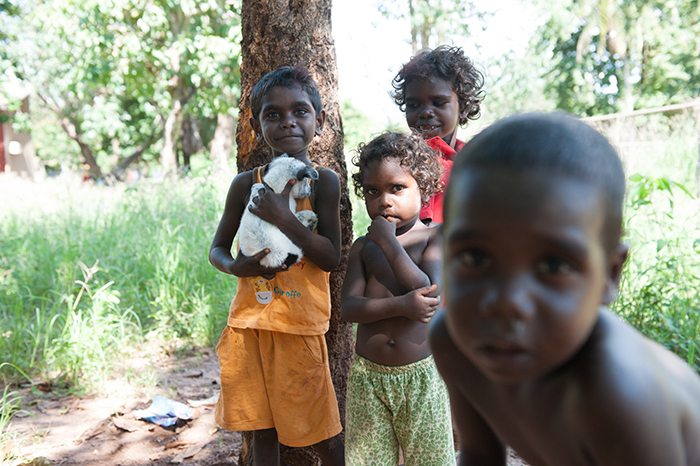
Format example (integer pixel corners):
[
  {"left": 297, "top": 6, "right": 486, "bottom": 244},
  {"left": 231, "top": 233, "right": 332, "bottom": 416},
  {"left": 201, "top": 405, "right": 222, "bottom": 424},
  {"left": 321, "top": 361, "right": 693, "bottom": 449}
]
[
  {"left": 537, "top": 257, "right": 575, "bottom": 276},
  {"left": 264, "top": 111, "right": 279, "bottom": 120},
  {"left": 405, "top": 102, "right": 419, "bottom": 110},
  {"left": 459, "top": 249, "right": 491, "bottom": 269},
  {"left": 295, "top": 108, "right": 309, "bottom": 116},
  {"left": 364, "top": 187, "right": 378, "bottom": 197},
  {"left": 392, "top": 184, "right": 405, "bottom": 192},
  {"left": 434, "top": 99, "right": 449, "bottom": 107}
]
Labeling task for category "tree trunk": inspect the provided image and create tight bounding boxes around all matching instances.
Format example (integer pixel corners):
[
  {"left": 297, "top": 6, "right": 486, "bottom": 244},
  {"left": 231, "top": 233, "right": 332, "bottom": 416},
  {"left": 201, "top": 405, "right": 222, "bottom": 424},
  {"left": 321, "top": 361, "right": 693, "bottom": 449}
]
[
  {"left": 180, "top": 114, "right": 201, "bottom": 174},
  {"left": 409, "top": 0, "right": 418, "bottom": 54},
  {"left": 59, "top": 117, "right": 103, "bottom": 180},
  {"left": 161, "top": 94, "right": 185, "bottom": 177},
  {"left": 210, "top": 113, "right": 235, "bottom": 175},
  {"left": 236, "top": 0, "right": 354, "bottom": 464},
  {"left": 109, "top": 127, "right": 162, "bottom": 180}
]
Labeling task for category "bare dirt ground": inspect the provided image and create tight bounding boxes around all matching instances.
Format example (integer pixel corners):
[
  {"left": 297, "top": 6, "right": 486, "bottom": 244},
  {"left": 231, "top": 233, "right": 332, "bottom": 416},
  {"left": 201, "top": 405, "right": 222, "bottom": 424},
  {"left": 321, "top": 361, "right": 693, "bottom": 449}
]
[
  {"left": 7, "top": 346, "right": 241, "bottom": 466},
  {"left": 6, "top": 346, "right": 527, "bottom": 466}
]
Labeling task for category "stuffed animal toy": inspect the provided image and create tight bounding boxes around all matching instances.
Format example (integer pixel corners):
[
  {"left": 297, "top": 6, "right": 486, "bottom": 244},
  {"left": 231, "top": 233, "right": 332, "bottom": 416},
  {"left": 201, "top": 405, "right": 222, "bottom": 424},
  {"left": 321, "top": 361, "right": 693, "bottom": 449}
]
[{"left": 238, "top": 155, "right": 319, "bottom": 269}]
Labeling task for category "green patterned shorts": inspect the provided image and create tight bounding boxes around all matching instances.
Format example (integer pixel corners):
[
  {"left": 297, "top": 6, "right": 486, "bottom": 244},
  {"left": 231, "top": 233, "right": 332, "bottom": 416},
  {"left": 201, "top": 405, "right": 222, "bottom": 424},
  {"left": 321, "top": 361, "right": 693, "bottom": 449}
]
[{"left": 345, "top": 355, "right": 456, "bottom": 466}]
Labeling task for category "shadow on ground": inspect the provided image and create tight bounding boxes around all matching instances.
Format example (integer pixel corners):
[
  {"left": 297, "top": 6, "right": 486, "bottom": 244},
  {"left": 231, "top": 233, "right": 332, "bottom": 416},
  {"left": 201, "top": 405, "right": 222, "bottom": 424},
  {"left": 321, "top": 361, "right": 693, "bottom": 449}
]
[{"left": 7, "top": 346, "right": 241, "bottom": 465}]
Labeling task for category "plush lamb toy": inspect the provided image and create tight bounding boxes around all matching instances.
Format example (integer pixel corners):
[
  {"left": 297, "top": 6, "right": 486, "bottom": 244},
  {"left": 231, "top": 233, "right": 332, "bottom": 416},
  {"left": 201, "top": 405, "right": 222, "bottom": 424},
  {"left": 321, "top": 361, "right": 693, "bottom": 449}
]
[{"left": 238, "top": 155, "right": 319, "bottom": 269}]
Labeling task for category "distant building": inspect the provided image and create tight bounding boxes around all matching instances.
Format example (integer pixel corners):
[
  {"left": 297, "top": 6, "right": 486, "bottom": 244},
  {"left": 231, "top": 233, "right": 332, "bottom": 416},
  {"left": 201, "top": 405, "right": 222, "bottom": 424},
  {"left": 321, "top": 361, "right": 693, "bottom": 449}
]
[{"left": 0, "top": 83, "right": 39, "bottom": 179}]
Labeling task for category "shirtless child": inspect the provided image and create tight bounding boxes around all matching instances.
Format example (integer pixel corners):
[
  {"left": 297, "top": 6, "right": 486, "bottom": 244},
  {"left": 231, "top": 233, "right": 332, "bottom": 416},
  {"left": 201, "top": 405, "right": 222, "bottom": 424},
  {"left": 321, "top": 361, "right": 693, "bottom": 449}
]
[
  {"left": 431, "top": 112, "right": 700, "bottom": 466},
  {"left": 342, "top": 132, "right": 455, "bottom": 465}
]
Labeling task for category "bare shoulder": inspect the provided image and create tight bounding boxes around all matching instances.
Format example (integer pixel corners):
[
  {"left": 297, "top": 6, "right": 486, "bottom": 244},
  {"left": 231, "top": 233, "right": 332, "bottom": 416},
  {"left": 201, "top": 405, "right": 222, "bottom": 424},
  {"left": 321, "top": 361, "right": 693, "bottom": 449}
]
[
  {"left": 349, "top": 235, "right": 369, "bottom": 253},
  {"left": 316, "top": 167, "right": 340, "bottom": 191},
  {"left": 313, "top": 168, "right": 340, "bottom": 209},
  {"left": 229, "top": 169, "right": 255, "bottom": 196},
  {"left": 571, "top": 310, "right": 700, "bottom": 464},
  {"left": 426, "top": 223, "right": 442, "bottom": 242}
]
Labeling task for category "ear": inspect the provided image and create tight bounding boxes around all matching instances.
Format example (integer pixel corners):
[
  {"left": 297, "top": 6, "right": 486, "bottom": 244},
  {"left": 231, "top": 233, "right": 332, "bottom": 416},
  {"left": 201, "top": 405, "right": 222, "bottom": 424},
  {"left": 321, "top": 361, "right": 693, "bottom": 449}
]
[
  {"left": 314, "top": 109, "right": 326, "bottom": 136},
  {"left": 602, "top": 243, "right": 629, "bottom": 305},
  {"left": 250, "top": 117, "right": 262, "bottom": 139}
]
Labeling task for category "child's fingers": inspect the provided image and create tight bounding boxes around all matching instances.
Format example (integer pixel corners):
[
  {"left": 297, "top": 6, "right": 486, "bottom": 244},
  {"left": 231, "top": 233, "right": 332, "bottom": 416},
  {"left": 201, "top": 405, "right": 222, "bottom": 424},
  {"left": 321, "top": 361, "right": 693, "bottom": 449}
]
[
  {"left": 253, "top": 248, "right": 271, "bottom": 259},
  {"left": 281, "top": 179, "right": 296, "bottom": 198},
  {"left": 419, "top": 283, "right": 438, "bottom": 295},
  {"left": 423, "top": 296, "right": 440, "bottom": 306}
]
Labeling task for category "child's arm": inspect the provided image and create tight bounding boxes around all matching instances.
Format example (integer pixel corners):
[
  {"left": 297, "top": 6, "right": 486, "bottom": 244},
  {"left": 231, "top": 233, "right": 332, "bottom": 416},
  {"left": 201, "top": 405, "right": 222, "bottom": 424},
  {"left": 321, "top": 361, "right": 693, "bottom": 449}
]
[
  {"left": 209, "top": 172, "right": 290, "bottom": 277},
  {"left": 367, "top": 216, "right": 441, "bottom": 293},
  {"left": 430, "top": 314, "right": 507, "bottom": 466},
  {"left": 249, "top": 167, "right": 341, "bottom": 271},
  {"left": 341, "top": 237, "right": 439, "bottom": 324}
]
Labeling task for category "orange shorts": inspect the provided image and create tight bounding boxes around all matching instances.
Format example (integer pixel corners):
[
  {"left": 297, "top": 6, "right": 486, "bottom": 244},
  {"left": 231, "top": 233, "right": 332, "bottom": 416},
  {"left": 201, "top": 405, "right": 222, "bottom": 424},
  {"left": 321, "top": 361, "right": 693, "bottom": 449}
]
[{"left": 214, "top": 326, "right": 342, "bottom": 447}]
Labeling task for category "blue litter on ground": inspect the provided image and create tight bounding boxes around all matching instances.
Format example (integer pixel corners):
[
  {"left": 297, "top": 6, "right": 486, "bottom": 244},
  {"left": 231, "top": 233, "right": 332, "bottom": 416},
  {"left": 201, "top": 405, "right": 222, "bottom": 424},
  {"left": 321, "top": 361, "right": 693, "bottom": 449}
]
[{"left": 132, "top": 395, "right": 194, "bottom": 427}]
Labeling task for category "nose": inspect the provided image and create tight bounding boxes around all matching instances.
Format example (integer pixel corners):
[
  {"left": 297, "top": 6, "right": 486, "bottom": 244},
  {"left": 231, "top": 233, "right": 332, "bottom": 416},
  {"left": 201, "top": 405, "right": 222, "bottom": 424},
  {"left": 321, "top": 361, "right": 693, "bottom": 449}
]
[
  {"left": 418, "top": 105, "right": 434, "bottom": 119},
  {"left": 377, "top": 191, "right": 393, "bottom": 209},
  {"left": 280, "top": 113, "right": 297, "bottom": 129},
  {"left": 479, "top": 274, "right": 535, "bottom": 321}
]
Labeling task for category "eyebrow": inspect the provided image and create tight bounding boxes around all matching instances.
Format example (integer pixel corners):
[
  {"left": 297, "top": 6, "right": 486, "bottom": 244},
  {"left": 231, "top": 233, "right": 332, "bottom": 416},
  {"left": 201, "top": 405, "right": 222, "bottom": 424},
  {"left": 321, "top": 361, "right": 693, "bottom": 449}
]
[
  {"left": 447, "top": 227, "right": 590, "bottom": 256},
  {"left": 261, "top": 101, "right": 313, "bottom": 110}
]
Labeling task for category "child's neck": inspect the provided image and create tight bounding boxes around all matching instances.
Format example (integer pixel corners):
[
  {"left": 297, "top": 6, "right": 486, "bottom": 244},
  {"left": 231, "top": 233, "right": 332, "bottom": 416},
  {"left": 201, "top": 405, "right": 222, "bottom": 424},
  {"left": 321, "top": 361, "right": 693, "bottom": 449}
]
[
  {"left": 395, "top": 215, "right": 424, "bottom": 236},
  {"left": 442, "top": 130, "right": 458, "bottom": 148},
  {"left": 275, "top": 149, "right": 311, "bottom": 165}
]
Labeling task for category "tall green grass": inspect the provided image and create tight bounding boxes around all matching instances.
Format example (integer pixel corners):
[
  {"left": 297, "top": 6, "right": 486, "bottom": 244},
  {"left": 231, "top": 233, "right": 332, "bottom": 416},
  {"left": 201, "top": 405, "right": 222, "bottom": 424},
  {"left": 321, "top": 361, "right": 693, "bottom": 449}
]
[
  {"left": 0, "top": 385, "right": 21, "bottom": 463},
  {"left": 0, "top": 174, "right": 235, "bottom": 386},
  {"left": 1, "top": 112, "right": 698, "bottom": 396},
  {"left": 594, "top": 113, "right": 700, "bottom": 370}
]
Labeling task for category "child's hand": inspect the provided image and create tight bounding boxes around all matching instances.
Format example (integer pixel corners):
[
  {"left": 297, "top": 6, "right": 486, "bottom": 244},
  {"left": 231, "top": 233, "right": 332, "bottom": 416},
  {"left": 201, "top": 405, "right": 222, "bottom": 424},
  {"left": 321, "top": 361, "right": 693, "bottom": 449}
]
[
  {"left": 402, "top": 284, "right": 440, "bottom": 323},
  {"left": 248, "top": 180, "right": 296, "bottom": 224},
  {"left": 229, "top": 249, "right": 288, "bottom": 279},
  {"left": 366, "top": 216, "right": 397, "bottom": 248}
]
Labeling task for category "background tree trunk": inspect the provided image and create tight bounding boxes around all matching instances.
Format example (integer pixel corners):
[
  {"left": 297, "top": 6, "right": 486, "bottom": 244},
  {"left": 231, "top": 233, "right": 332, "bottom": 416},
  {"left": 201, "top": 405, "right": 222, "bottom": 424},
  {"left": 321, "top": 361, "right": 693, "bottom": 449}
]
[
  {"left": 210, "top": 113, "right": 236, "bottom": 175},
  {"left": 236, "top": 0, "right": 354, "bottom": 464}
]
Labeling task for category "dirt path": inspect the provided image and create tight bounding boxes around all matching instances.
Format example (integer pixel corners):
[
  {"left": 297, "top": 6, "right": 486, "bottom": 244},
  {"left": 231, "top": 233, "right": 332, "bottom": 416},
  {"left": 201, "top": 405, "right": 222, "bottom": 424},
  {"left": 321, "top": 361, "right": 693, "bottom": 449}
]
[
  {"left": 7, "top": 347, "right": 241, "bottom": 466},
  {"left": 7, "top": 347, "right": 528, "bottom": 466}
]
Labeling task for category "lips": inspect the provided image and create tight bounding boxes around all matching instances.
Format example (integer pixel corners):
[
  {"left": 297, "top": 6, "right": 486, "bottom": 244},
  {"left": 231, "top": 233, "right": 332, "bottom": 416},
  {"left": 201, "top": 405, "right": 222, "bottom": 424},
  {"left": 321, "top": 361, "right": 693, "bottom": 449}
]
[{"left": 475, "top": 341, "right": 529, "bottom": 361}]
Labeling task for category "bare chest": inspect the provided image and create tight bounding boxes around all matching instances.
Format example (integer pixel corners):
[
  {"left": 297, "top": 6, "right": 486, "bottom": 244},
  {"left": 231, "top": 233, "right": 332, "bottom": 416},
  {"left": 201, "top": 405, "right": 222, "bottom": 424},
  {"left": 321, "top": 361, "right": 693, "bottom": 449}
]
[{"left": 361, "top": 238, "right": 428, "bottom": 297}]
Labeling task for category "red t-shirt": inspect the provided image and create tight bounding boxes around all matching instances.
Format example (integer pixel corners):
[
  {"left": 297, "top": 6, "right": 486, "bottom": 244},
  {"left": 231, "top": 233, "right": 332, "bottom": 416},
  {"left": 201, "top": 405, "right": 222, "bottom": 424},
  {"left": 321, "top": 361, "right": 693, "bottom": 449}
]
[{"left": 419, "top": 136, "right": 465, "bottom": 224}]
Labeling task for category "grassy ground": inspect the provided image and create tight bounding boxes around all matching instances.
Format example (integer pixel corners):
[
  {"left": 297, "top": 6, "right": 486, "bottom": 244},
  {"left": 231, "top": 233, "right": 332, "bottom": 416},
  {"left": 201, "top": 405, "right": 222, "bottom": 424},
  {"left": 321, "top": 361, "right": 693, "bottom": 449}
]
[{"left": 0, "top": 173, "right": 235, "bottom": 388}]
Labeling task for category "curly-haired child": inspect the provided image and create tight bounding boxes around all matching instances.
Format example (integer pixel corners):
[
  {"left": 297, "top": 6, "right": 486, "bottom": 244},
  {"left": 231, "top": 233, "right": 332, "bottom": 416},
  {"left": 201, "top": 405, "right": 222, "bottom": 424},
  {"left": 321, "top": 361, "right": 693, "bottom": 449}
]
[
  {"left": 392, "top": 45, "right": 484, "bottom": 224},
  {"left": 341, "top": 131, "right": 455, "bottom": 465}
]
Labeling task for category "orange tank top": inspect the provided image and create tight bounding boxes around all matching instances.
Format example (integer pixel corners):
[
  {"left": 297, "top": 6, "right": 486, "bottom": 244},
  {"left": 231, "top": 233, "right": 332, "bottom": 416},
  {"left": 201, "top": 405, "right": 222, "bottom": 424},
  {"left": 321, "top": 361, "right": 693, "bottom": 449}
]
[{"left": 226, "top": 165, "right": 331, "bottom": 335}]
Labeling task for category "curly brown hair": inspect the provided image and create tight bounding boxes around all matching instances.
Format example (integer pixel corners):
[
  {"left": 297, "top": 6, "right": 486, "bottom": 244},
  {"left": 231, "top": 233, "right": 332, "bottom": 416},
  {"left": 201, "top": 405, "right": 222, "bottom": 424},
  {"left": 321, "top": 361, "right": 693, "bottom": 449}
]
[
  {"left": 352, "top": 132, "right": 443, "bottom": 204},
  {"left": 392, "top": 45, "right": 485, "bottom": 125}
]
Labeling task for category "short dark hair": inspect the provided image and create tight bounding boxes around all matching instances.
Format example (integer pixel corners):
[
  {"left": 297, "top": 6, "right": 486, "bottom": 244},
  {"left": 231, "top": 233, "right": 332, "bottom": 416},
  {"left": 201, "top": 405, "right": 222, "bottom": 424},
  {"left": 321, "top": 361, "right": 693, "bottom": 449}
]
[
  {"left": 446, "top": 112, "right": 626, "bottom": 251},
  {"left": 352, "top": 132, "right": 443, "bottom": 204},
  {"left": 250, "top": 65, "right": 323, "bottom": 119},
  {"left": 392, "top": 45, "right": 485, "bottom": 125}
]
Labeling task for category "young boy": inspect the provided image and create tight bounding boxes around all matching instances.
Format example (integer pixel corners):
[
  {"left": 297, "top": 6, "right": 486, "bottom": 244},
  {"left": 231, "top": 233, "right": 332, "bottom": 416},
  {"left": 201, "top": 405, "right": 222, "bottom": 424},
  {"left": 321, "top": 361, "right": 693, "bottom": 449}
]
[
  {"left": 209, "top": 66, "right": 344, "bottom": 465},
  {"left": 431, "top": 112, "right": 700, "bottom": 466},
  {"left": 392, "top": 45, "right": 484, "bottom": 224},
  {"left": 342, "top": 132, "right": 455, "bottom": 465}
]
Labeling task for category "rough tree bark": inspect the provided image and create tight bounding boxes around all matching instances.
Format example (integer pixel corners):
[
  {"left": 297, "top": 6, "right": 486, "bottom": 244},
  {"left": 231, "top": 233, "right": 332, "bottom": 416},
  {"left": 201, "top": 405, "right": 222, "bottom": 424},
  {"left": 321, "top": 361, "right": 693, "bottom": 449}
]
[{"left": 235, "top": 0, "right": 354, "bottom": 464}]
